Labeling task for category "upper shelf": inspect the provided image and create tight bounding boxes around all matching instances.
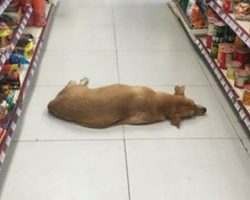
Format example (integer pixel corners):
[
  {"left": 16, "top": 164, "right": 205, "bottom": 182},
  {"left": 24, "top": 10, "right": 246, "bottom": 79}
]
[
  {"left": 0, "top": 0, "right": 11, "bottom": 16},
  {"left": 208, "top": 0, "right": 250, "bottom": 48}
]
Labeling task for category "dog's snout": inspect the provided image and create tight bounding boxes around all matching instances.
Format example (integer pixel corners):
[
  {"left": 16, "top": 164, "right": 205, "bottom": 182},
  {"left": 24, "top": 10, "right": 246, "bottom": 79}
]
[{"left": 202, "top": 107, "right": 207, "bottom": 114}]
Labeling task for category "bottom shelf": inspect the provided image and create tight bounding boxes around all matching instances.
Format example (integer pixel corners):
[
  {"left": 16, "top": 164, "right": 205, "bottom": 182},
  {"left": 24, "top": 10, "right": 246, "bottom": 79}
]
[{"left": 194, "top": 37, "right": 250, "bottom": 132}]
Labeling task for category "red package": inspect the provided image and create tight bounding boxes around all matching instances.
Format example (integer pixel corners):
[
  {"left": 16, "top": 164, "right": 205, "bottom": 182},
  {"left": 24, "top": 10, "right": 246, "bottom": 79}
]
[{"left": 32, "top": 0, "right": 47, "bottom": 27}]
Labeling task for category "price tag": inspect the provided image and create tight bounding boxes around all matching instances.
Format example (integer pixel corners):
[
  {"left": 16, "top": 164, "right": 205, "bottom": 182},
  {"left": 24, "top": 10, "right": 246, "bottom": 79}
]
[
  {"left": 216, "top": 6, "right": 220, "bottom": 13},
  {"left": 0, "top": 6, "right": 4, "bottom": 14},
  {"left": 195, "top": 39, "right": 199, "bottom": 45},
  {"left": 16, "top": 107, "right": 22, "bottom": 116},
  {"left": 0, "top": 152, "right": 6, "bottom": 163},
  {"left": 224, "top": 84, "right": 230, "bottom": 92},
  {"left": 31, "top": 68, "right": 35, "bottom": 76},
  {"left": 26, "top": 79, "right": 31, "bottom": 87},
  {"left": 228, "top": 91, "right": 234, "bottom": 99},
  {"left": 216, "top": 71, "right": 222, "bottom": 80},
  {"left": 33, "top": 61, "right": 37, "bottom": 68},
  {"left": 220, "top": 79, "right": 226, "bottom": 86},
  {"left": 234, "top": 101, "right": 241, "bottom": 111},
  {"left": 198, "top": 44, "right": 203, "bottom": 49},
  {"left": 6, "top": 136, "right": 11, "bottom": 147},
  {"left": 242, "top": 33, "right": 248, "bottom": 43},
  {"left": 10, "top": 43, "right": 15, "bottom": 50},
  {"left": 244, "top": 118, "right": 250, "bottom": 127},
  {"left": 239, "top": 110, "right": 246, "bottom": 119},
  {"left": 20, "top": 23, "right": 25, "bottom": 30},
  {"left": 225, "top": 16, "right": 230, "bottom": 24},
  {"left": 209, "top": 1, "right": 214, "bottom": 7},
  {"left": 16, "top": 32, "right": 20, "bottom": 40},
  {"left": 210, "top": 63, "right": 215, "bottom": 69},
  {"left": 11, "top": 122, "right": 16, "bottom": 131},
  {"left": 1, "top": 55, "right": 6, "bottom": 63},
  {"left": 201, "top": 49, "right": 206, "bottom": 55},
  {"left": 246, "top": 38, "right": 250, "bottom": 47},
  {"left": 23, "top": 18, "right": 27, "bottom": 25},
  {"left": 18, "top": 28, "right": 22, "bottom": 35},
  {"left": 236, "top": 28, "right": 242, "bottom": 36}
]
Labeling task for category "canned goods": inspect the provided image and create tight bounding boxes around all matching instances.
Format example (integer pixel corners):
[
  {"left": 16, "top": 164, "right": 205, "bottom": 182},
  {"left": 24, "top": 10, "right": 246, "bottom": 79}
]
[
  {"left": 220, "top": 46, "right": 234, "bottom": 69},
  {"left": 206, "top": 17, "right": 215, "bottom": 49},
  {"left": 217, "top": 43, "right": 230, "bottom": 62},
  {"left": 225, "top": 26, "right": 236, "bottom": 43},
  {"left": 245, "top": 63, "right": 250, "bottom": 73},
  {"left": 235, "top": 47, "right": 250, "bottom": 66},
  {"left": 234, "top": 69, "right": 250, "bottom": 89},
  {"left": 213, "top": 20, "right": 226, "bottom": 38},
  {"left": 226, "top": 60, "right": 242, "bottom": 79},
  {"left": 243, "top": 85, "right": 250, "bottom": 105},
  {"left": 223, "top": 0, "right": 234, "bottom": 13}
]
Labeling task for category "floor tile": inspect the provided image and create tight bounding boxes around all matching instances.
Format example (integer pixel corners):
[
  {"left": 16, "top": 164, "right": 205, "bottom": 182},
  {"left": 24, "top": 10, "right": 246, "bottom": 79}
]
[
  {"left": 118, "top": 50, "right": 209, "bottom": 85},
  {"left": 126, "top": 139, "right": 250, "bottom": 200},
  {"left": 124, "top": 86, "right": 238, "bottom": 139},
  {"left": 112, "top": 0, "right": 167, "bottom": 7},
  {"left": 113, "top": 6, "right": 178, "bottom": 27},
  {"left": 115, "top": 25, "right": 192, "bottom": 51},
  {"left": 46, "top": 24, "right": 115, "bottom": 51},
  {"left": 13, "top": 86, "right": 124, "bottom": 141},
  {"left": 0, "top": 141, "right": 129, "bottom": 200},
  {"left": 55, "top": 6, "right": 113, "bottom": 26},
  {"left": 59, "top": 0, "right": 112, "bottom": 7},
  {"left": 36, "top": 50, "right": 119, "bottom": 86}
]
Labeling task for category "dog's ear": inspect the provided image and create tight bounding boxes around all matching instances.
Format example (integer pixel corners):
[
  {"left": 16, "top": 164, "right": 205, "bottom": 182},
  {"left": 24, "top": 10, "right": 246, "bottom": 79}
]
[{"left": 174, "top": 85, "right": 185, "bottom": 96}]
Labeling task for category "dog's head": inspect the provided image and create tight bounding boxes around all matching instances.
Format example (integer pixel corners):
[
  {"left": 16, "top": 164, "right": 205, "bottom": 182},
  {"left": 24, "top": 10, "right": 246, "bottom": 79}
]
[{"left": 171, "top": 86, "right": 207, "bottom": 128}]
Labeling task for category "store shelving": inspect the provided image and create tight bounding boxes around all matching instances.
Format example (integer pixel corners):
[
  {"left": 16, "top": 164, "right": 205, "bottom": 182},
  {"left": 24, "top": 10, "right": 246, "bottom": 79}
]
[
  {"left": 0, "top": 2, "right": 56, "bottom": 170},
  {"left": 208, "top": 0, "right": 250, "bottom": 48},
  {"left": 0, "top": 5, "right": 33, "bottom": 70},
  {"left": 168, "top": 0, "right": 207, "bottom": 39},
  {"left": 194, "top": 36, "right": 250, "bottom": 132},
  {"left": 168, "top": 0, "right": 250, "bottom": 132}
]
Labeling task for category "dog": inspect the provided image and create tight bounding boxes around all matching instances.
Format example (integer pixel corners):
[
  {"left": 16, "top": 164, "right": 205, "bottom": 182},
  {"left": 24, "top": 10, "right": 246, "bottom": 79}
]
[{"left": 47, "top": 78, "right": 207, "bottom": 128}]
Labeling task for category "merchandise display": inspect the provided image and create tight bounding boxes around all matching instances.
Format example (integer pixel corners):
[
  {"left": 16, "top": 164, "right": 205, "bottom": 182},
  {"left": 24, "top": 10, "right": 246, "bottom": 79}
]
[
  {"left": 0, "top": 0, "right": 56, "bottom": 170},
  {"left": 169, "top": 0, "right": 250, "bottom": 131}
]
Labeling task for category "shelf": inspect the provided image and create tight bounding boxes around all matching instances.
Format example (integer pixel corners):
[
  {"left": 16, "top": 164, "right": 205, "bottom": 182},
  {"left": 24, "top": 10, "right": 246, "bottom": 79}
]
[
  {"left": 0, "top": 5, "right": 33, "bottom": 71},
  {"left": 194, "top": 37, "right": 250, "bottom": 131},
  {"left": 0, "top": 0, "right": 11, "bottom": 16},
  {"left": 0, "top": 3, "right": 56, "bottom": 170},
  {"left": 208, "top": 0, "right": 250, "bottom": 48},
  {"left": 168, "top": 0, "right": 207, "bottom": 39}
]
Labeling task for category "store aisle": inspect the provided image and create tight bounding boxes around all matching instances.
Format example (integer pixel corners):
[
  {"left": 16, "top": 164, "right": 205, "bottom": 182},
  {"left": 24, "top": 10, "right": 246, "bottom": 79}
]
[{"left": 0, "top": 0, "right": 250, "bottom": 199}]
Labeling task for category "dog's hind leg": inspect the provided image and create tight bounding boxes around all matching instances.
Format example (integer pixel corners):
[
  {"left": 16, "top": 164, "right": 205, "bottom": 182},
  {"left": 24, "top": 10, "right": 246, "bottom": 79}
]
[{"left": 80, "top": 77, "right": 89, "bottom": 86}]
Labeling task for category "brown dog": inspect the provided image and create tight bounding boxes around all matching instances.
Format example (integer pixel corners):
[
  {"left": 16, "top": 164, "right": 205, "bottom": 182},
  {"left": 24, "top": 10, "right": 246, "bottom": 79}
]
[{"left": 47, "top": 78, "right": 206, "bottom": 128}]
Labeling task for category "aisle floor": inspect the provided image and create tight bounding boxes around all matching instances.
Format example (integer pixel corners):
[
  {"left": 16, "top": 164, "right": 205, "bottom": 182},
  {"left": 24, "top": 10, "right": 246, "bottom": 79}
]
[{"left": 1, "top": 0, "right": 250, "bottom": 199}]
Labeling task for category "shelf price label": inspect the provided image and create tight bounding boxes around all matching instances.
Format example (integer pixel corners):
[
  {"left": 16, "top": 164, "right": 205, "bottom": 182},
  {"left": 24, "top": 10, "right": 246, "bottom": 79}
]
[
  {"left": 11, "top": 122, "right": 16, "bottom": 131},
  {"left": 246, "top": 39, "right": 250, "bottom": 48},
  {"left": 244, "top": 117, "right": 250, "bottom": 128},
  {"left": 6, "top": 136, "right": 11, "bottom": 147},
  {"left": 234, "top": 101, "right": 241, "bottom": 111},
  {"left": 220, "top": 79, "right": 226, "bottom": 87},
  {"left": 0, "top": 6, "right": 4, "bottom": 14},
  {"left": 228, "top": 91, "right": 234, "bottom": 100},
  {"left": 239, "top": 109, "right": 246, "bottom": 120},
  {"left": 236, "top": 28, "right": 243, "bottom": 36},
  {"left": 224, "top": 84, "right": 230, "bottom": 92},
  {"left": 0, "top": 152, "right": 6, "bottom": 163},
  {"left": 225, "top": 16, "right": 231, "bottom": 24},
  {"left": 16, "top": 107, "right": 22, "bottom": 117},
  {"left": 242, "top": 33, "right": 248, "bottom": 43}
]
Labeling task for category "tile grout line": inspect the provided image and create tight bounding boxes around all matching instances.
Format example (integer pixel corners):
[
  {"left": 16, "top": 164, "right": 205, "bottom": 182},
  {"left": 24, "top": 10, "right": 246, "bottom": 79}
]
[
  {"left": 111, "top": 2, "right": 131, "bottom": 200},
  {"left": 111, "top": 0, "right": 121, "bottom": 83},
  {"left": 123, "top": 138, "right": 132, "bottom": 200}
]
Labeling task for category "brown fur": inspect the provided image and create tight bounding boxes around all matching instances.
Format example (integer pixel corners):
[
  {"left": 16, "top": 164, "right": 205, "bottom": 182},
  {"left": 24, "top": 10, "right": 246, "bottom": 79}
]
[{"left": 47, "top": 80, "right": 206, "bottom": 128}]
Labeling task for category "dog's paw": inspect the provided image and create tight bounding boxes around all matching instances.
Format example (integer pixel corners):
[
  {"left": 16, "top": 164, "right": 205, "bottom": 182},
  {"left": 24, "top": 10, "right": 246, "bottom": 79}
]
[
  {"left": 170, "top": 114, "right": 181, "bottom": 128},
  {"left": 80, "top": 77, "right": 89, "bottom": 86}
]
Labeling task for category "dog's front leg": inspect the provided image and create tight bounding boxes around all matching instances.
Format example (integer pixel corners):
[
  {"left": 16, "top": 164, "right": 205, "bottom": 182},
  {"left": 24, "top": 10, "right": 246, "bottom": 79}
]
[{"left": 170, "top": 114, "right": 181, "bottom": 128}]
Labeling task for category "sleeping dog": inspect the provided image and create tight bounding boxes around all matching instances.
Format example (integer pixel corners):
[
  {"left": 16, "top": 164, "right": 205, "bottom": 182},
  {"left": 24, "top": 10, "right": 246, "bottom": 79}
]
[{"left": 48, "top": 78, "right": 207, "bottom": 128}]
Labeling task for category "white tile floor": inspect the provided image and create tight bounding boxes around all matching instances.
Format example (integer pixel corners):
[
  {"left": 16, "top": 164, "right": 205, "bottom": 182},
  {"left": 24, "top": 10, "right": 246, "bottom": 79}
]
[{"left": 0, "top": 0, "right": 250, "bottom": 199}]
